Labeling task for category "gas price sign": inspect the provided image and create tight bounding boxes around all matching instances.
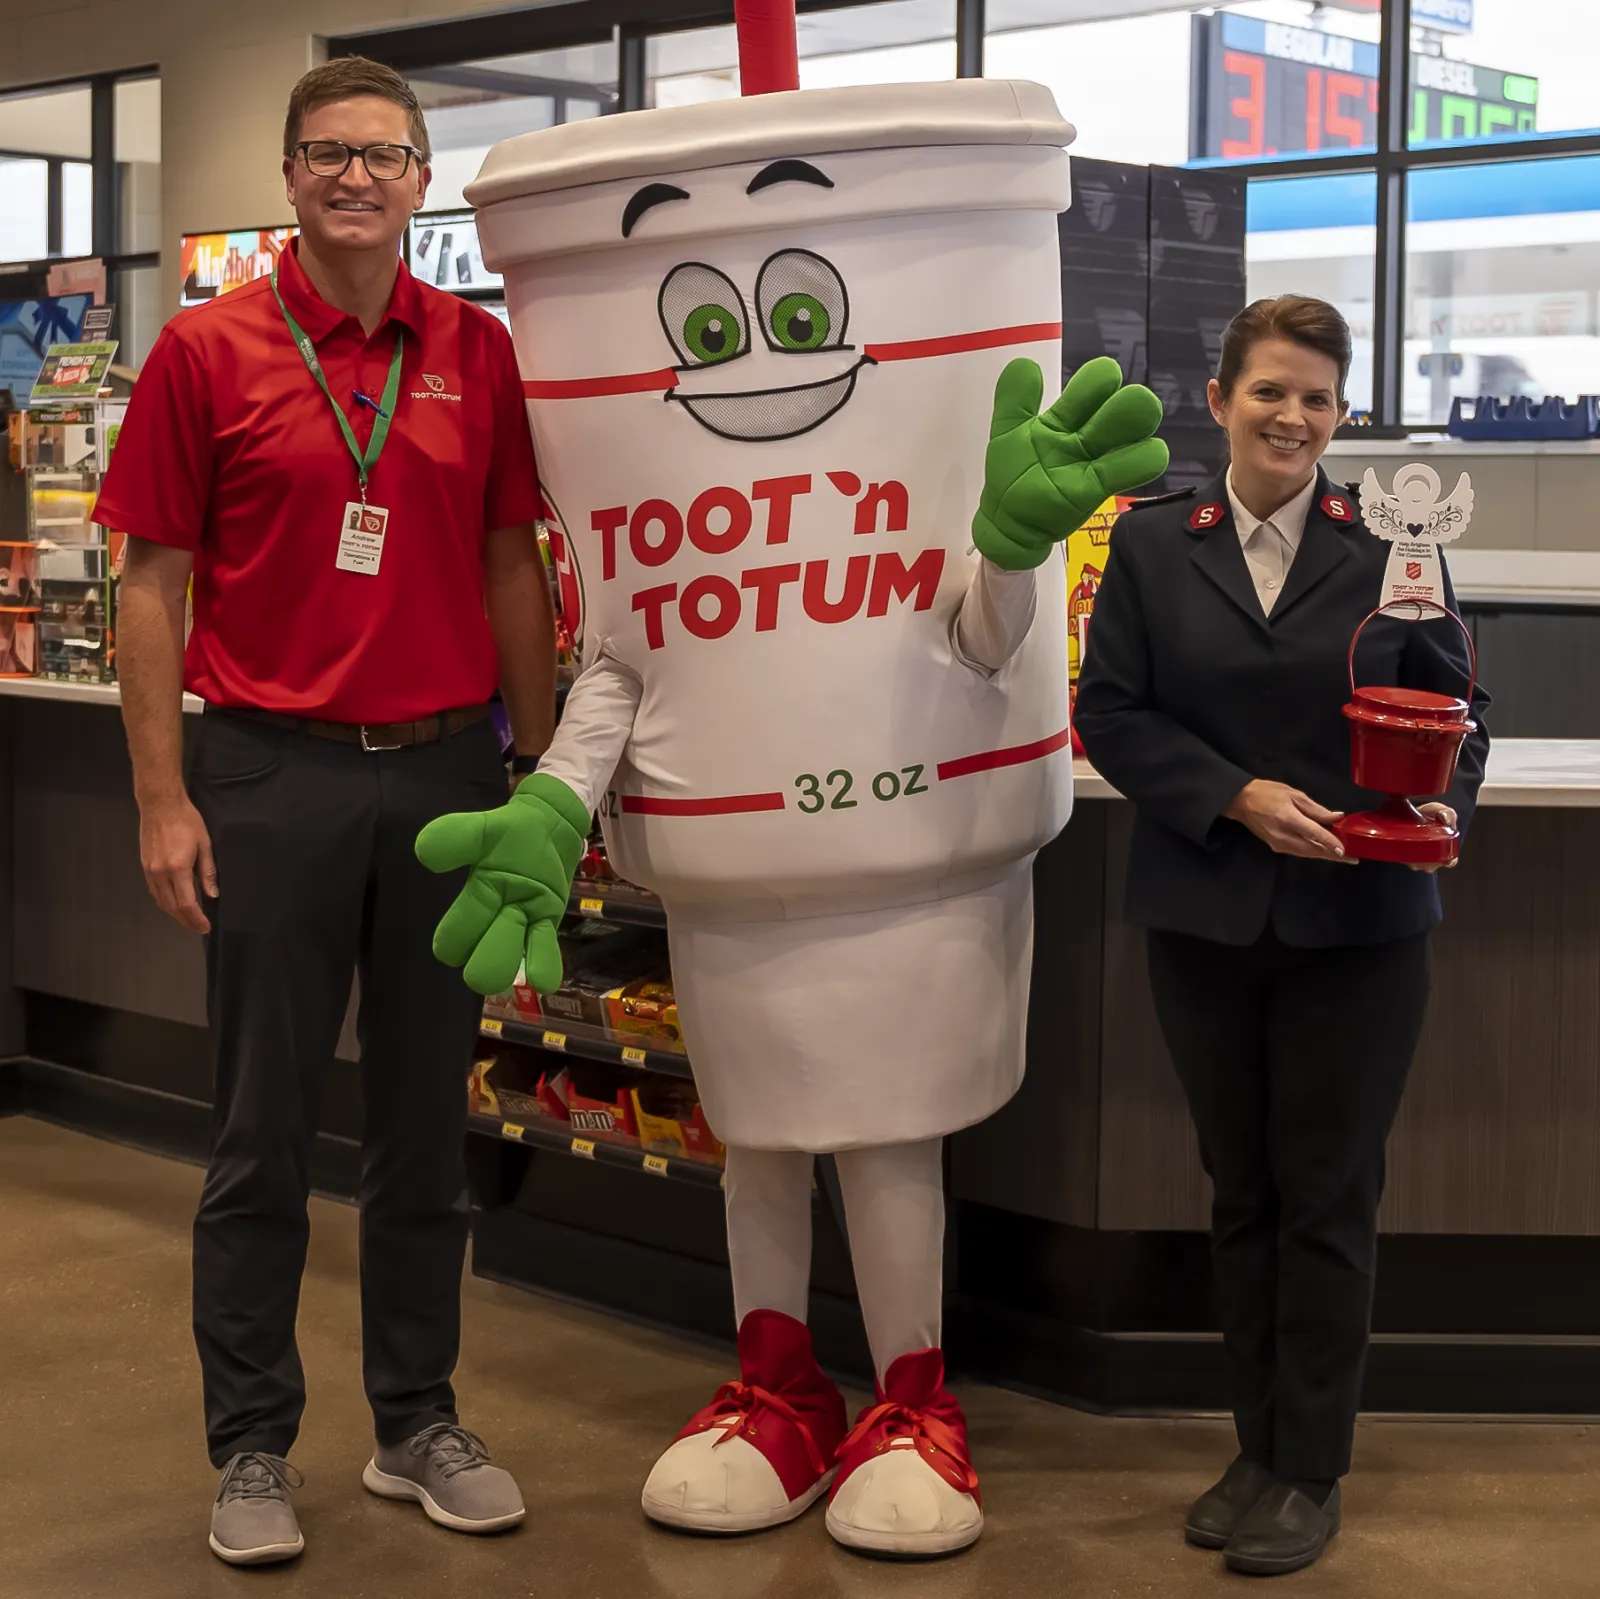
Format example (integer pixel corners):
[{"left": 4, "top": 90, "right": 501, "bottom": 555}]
[{"left": 1191, "top": 14, "right": 1537, "bottom": 160}]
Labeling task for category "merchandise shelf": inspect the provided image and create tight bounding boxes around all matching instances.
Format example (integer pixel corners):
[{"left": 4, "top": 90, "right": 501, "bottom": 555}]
[
  {"left": 466, "top": 1110, "right": 724, "bottom": 1188},
  {"left": 566, "top": 882, "right": 667, "bottom": 928},
  {"left": 479, "top": 1014, "right": 694, "bottom": 1081}
]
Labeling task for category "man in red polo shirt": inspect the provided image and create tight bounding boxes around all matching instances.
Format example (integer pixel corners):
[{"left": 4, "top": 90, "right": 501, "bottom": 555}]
[{"left": 96, "top": 58, "right": 550, "bottom": 1565}]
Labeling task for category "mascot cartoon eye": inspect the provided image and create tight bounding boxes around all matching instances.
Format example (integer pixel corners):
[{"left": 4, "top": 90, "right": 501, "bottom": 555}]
[
  {"left": 756, "top": 249, "right": 849, "bottom": 354},
  {"left": 659, "top": 263, "right": 749, "bottom": 367}
]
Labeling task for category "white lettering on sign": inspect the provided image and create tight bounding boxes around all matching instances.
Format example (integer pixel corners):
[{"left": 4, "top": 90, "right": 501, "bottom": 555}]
[
  {"left": 1415, "top": 56, "right": 1479, "bottom": 97},
  {"left": 1415, "top": 0, "right": 1474, "bottom": 29},
  {"left": 1412, "top": 293, "right": 1592, "bottom": 342},
  {"left": 1263, "top": 23, "right": 1356, "bottom": 72}
]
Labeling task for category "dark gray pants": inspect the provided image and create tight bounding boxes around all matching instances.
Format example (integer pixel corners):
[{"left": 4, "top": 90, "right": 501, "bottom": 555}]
[
  {"left": 1147, "top": 925, "right": 1430, "bottom": 1483},
  {"left": 189, "top": 708, "right": 505, "bottom": 1467}
]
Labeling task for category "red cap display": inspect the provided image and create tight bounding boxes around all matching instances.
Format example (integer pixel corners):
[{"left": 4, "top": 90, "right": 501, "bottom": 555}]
[{"left": 737, "top": 0, "right": 801, "bottom": 95}]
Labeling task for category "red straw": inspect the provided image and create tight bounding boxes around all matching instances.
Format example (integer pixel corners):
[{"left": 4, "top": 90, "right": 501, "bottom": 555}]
[{"left": 735, "top": 0, "right": 800, "bottom": 94}]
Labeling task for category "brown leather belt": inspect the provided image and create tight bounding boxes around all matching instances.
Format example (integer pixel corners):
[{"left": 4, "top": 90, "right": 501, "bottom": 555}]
[{"left": 215, "top": 702, "right": 491, "bottom": 751}]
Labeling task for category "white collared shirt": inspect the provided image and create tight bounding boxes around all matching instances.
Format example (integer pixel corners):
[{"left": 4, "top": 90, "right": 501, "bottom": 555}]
[{"left": 1226, "top": 469, "right": 1318, "bottom": 616}]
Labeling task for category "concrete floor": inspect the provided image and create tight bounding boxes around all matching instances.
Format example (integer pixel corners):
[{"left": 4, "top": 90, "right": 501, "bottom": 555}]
[{"left": 2, "top": 1118, "right": 1598, "bottom": 1599}]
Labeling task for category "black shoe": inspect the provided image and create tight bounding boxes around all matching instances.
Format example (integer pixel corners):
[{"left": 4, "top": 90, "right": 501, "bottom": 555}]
[
  {"left": 1223, "top": 1480, "right": 1341, "bottom": 1576},
  {"left": 1183, "top": 1457, "right": 1275, "bottom": 1549}
]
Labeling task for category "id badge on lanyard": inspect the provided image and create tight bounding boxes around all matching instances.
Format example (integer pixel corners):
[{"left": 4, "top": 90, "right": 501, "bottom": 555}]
[{"left": 271, "top": 264, "right": 404, "bottom": 577}]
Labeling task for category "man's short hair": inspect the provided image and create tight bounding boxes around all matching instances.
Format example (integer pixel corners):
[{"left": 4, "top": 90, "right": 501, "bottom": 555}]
[{"left": 283, "top": 56, "right": 431, "bottom": 163}]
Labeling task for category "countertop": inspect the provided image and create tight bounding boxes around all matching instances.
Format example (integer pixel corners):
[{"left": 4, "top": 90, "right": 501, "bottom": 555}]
[
  {"left": 1076, "top": 742, "right": 1600, "bottom": 808},
  {"left": 0, "top": 677, "right": 204, "bottom": 712},
  {"left": 1441, "top": 549, "right": 1600, "bottom": 608},
  {"left": 1326, "top": 437, "right": 1600, "bottom": 457},
  {"left": 0, "top": 681, "right": 1592, "bottom": 808}
]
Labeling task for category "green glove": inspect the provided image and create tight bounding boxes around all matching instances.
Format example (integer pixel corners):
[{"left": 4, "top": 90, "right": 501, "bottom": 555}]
[
  {"left": 415, "top": 772, "right": 591, "bottom": 997},
  {"left": 973, "top": 355, "right": 1170, "bottom": 571}
]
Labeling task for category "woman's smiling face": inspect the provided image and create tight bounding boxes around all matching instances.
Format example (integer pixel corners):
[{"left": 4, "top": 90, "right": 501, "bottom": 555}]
[{"left": 1208, "top": 335, "right": 1346, "bottom": 498}]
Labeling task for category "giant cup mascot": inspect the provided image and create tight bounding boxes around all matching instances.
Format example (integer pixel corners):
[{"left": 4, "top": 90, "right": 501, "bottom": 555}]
[{"left": 418, "top": 0, "right": 1167, "bottom": 1558}]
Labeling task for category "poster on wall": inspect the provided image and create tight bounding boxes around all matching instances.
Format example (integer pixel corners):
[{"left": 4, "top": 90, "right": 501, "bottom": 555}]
[
  {"left": 179, "top": 229, "right": 296, "bottom": 307},
  {"left": 409, "top": 210, "right": 502, "bottom": 294}
]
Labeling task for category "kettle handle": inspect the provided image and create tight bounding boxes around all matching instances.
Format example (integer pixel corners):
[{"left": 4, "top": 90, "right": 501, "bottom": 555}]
[{"left": 1347, "top": 598, "right": 1478, "bottom": 704}]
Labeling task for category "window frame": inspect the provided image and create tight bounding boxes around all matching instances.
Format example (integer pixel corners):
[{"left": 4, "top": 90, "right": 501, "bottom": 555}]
[
  {"left": 0, "top": 67, "right": 161, "bottom": 282},
  {"left": 337, "top": 0, "right": 1600, "bottom": 432}
]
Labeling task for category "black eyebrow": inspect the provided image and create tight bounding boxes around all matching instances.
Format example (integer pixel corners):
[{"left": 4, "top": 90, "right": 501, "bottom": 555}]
[
  {"left": 622, "top": 183, "right": 691, "bottom": 238},
  {"left": 747, "top": 159, "right": 834, "bottom": 196}
]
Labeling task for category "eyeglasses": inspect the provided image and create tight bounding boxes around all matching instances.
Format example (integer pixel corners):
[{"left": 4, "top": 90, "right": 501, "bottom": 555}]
[{"left": 294, "top": 140, "right": 424, "bottom": 181}]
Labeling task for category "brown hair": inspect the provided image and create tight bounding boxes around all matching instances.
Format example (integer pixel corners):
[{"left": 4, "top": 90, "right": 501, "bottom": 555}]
[
  {"left": 1215, "top": 294, "right": 1352, "bottom": 400},
  {"left": 283, "top": 57, "right": 431, "bottom": 163}
]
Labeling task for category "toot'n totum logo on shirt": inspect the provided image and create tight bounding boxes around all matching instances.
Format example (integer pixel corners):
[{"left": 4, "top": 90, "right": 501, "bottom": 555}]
[{"left": 413, "top": 372, "right": 462, "bottom": 401}]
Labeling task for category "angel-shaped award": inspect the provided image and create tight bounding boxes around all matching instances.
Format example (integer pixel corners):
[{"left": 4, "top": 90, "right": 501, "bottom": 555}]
[{"left": 1358, "top": 462, "right": 1473, "bottom": 617}]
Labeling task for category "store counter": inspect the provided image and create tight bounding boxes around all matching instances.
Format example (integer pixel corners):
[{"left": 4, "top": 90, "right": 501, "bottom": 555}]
[{"left": 3, "top": 682, "right": 1599, "bottom": 1414}]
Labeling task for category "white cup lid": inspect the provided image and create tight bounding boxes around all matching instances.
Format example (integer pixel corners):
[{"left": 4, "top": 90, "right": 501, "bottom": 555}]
[{"left": 467, "top": 78, "right": 1074, "bottom": 209}]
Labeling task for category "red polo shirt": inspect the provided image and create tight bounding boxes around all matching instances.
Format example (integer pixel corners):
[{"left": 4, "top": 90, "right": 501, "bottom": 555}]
[{"left": 95, "top": 238, "right": 541, "bottom": 722}]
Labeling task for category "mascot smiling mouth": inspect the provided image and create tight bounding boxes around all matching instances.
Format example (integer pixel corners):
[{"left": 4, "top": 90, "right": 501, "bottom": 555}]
[{"left": 666, "top": 354, "right": 871, "bottom": 444}]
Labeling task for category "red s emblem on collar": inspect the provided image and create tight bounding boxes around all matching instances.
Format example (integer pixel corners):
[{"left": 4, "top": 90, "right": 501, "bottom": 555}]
[
  {"left": 1321, "top": 493, "right": 1354, "bottom": 523},
  {"left": 1189, "top": 502, "right": 1225, "bottom": 530}
]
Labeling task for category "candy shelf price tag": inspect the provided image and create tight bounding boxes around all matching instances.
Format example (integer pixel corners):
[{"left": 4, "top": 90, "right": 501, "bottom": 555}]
[
  {"left": 481, "top": 1017, "right": 503, "bottom": 1037},
  {"left": 621, "top": 1046, "right": 648, "bottom": 1066},
  {"left": 578, "top": 897, "right": 605, "bottom": 918},
  {"left": 642, "top": 1154, "right": 669, "bottom": 1176},
  {"left": 542, "top": 1031, "right": 568, "bottom": 1051},
  {"left": 570, "top": 1137, "right": 596, "bottom": 1159},
  {"left": 500, "top": 1121, "right": 524, "bottom": 1141}
]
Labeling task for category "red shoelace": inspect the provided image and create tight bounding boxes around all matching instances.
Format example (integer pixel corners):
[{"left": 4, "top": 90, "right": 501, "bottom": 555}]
[
  {"left": 682, "top": 1382, "right": 828, "bottom": 1478},
  {"left": 837, "top": 1401, "right": 980, "bottom": 1497}
]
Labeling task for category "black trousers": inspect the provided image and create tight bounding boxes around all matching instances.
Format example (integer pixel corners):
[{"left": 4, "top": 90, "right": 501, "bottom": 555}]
[
  {"left": 189, "top": 709, "right": 505, "bottom": 1466},
  {"left": 1146, "top": 925, "right": 1430, "bottom": 1482}
]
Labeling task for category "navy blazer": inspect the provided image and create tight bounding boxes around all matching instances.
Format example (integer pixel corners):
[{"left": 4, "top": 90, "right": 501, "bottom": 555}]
[{"left": 1074, "top": 465, "right": 1491, "bottom": 948}]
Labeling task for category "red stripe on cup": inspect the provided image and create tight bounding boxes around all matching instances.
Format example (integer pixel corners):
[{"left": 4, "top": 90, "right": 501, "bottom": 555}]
[
  {"left": 937, "top": 726, "right": 1073, "bottom": 781},
  {"left": 864, "top": 322, "right": 1063, "bottom": 364},
  {"left": 621, "top": 791, "right": 787, "bottom": 816},
  {"left": 523, "top": 368, "right": 678, "bottom": 400}
]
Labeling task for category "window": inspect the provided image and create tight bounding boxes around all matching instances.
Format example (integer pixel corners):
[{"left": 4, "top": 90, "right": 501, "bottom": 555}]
[
  {"left": 0, "top": 83, "right": 92, "bottom": 264},
  {"left": 115, "top": 76, "right": 161, "bottom": 255},
  {"left": 1408, "top": 0, "right": 1599, "bottom": 150},
  {"left": 0, "top": 159, "right": 48, "bottom": 263},
  {"left": 985, "top": 1, "right": 1382, "bottom": 167},
  {"left": 1246, "top": 171, "right": 1377, "bottom": 413},
  {"left": 62, "top": 163, "right": 93, "bottom": 257},
  {"left": 408, "top": 43, "right": 619, "bottom": 212},
  {"left": 647, "top": 0, "right": 956, "bottom": 109},
  {"left": 1404, "top": 153, "right": 1600, "bottom": 424},
  {"left": 342, "top": 0, "right": 1600, "bottom": 429}
]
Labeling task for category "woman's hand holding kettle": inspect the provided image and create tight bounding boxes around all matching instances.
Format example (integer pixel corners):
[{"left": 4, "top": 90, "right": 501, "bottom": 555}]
[{"left": 1225, "top": 780, "right": 1353, "bottom": 863}]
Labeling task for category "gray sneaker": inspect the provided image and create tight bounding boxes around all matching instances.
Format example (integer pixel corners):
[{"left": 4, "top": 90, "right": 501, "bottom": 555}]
[
  {"left": 362, "top": 1423, "right": 525, "bottom": 1533},
  {"left": 209, "top": 1452, "right": 305, "bottom": 1565}
]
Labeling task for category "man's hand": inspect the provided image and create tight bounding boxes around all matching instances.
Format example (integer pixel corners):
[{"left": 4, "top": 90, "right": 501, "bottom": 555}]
[
  {"left": 1225, "top": 780, "right": 1353, "bottom": 863},
  {"left": 1409, "top": 801, "right": 1460, "bottom": 872},
  {"left": 140, "top": 793, "right": 218, "bottom": 933},
  {"left": 973, "top": 356, "right": 1170, "bottom": 571},
  {"left": 415, "top": 772, "right": 591, "bottom": 995}
]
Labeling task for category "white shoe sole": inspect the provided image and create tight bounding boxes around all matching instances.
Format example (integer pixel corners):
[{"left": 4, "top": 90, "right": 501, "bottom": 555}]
[
  {"left": 642, "top": 1467, "right": 836, "bottom": 1534},
  {"left": 208, "top": 1532, "right": 305, "bottom": 1566},
  {"left": 825, "top": 1502, "right": 984, "bottom": 1558},
  {"left": 362, "top": 1459, "right": 527, "bottom": 1534}
]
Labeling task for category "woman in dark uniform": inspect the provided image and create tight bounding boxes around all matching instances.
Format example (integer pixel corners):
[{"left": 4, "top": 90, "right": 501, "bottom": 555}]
[{"left": 1074, "top": 295, "right": 1489, "bottom": 1577}]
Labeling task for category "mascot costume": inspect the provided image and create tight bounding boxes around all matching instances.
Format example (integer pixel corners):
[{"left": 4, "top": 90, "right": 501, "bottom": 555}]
[{"left": 418, "top": 0, "right": 1168, "bottom": 1558}]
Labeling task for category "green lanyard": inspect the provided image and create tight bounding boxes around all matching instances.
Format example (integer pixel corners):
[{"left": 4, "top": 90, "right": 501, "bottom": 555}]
[{"left": 271, "top": 264, "right": 404, "bottom": 505}]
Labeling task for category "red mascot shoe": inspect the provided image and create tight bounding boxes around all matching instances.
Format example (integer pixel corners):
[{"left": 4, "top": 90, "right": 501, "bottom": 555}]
[
  {"left": 826, "top": 1347, "right": 983, "bottom": 1556},
  {"left": 641, "top": 1309, "right": 847, "bottom": 1533}
]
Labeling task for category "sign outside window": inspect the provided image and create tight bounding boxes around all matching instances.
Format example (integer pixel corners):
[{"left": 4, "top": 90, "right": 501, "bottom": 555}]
[{"left": 1190, "top": 13, "right": 1535, "bottom": 161}]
